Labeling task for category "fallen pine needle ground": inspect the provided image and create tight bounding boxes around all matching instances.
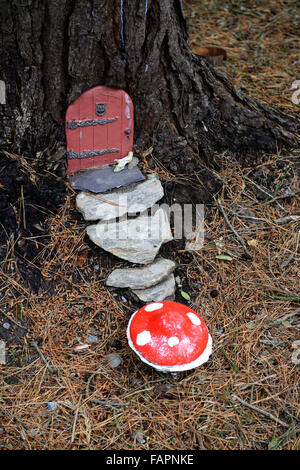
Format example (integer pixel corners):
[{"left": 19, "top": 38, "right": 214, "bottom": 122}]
[{"left": 0, "top": 0, "right": 299, "bottom": 451}]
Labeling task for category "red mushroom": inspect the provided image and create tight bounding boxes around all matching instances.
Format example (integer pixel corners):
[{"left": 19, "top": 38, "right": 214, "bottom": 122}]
[{"left": 127, "top": 301, "right": 212, "bottom": 373}]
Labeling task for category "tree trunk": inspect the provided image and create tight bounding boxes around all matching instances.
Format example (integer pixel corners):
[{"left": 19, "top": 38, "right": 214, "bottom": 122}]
[{"left": 1, "top": 0, "right": 299, "bottom": 186}]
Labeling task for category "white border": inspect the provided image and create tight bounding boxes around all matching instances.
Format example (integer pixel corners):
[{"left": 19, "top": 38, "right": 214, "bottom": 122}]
[{"left": 126, "top": 310, "right": 213, "bottom": 373}]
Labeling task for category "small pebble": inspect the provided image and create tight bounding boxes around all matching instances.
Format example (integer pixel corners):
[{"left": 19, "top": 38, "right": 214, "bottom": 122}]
[
  {"left": 106, "top": 352, "right": 122, "bottom": 368},
  {"left": 86, "top": 335, "right": 98, "bottom": 343},
  {"left": 47, "top": 402, "right": 57, "bottom": 411},
  {"left": 2, "top": 323, "right": 10, "bottom": 330}
]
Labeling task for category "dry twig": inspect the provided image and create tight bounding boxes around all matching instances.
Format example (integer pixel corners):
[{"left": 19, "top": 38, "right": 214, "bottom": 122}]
[
  {"left": 217, "top": 198, "right": 252, "bottom": 259},
  {"left": 232, "top": 395, "right": 293, "bottom": 430}
]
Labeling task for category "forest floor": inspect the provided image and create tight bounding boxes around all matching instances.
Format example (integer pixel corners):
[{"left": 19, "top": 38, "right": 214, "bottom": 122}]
[{"left": 0, "top": 0, "right": 299, "bottom": 451}]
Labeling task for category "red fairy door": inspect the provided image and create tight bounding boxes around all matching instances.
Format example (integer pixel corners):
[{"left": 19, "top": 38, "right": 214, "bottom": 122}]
[{"left": 66, "top": 86, "right": 134, "bottom": 174}]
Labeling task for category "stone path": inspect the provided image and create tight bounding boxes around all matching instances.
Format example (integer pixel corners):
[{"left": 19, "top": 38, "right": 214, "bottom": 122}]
[{"left": 75, "top": 168, "right": 177, "bottom": 302}]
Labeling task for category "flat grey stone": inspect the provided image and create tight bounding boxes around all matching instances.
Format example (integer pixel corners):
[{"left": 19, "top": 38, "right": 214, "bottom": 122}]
[
  {"left": 106, "top": 257, "right": 176, "bottom": 289},
  {"left": 132, "top": 274, "right": 176, "bottom": 302},
  {"left": 86, "top": 207, "right": 173, "bottom": 264},
  {"left": 47, "top": 402, "right": 57, "bottom": 411},
  {"left": 86, "top": 335, "right": 99, "bottom": 343},
  {"left": 69, "top": 160, "right": 145, "bottom": 194},
  {"left": 105, "top": 353, "right": 123, "bottom": 368},
  {"left": 76, "top": 174, "right": 163, "bottom": 221}
]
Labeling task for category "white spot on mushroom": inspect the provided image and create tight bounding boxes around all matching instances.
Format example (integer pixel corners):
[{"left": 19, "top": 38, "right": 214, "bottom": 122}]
[
  {"left": 136, "top": 330, "right": 151, "bottom": 346},
  {"left": 187, "top": 312, "right": 201, "bottom": 326},
  {"left": 144, "top": 303, "right": 163, "bottom": 312},
  {"left": 168, "top": 336, "right": 179, "bottom": 347}
]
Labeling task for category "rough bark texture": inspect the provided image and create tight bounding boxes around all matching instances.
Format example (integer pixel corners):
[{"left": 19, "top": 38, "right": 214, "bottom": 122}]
[{"left": 1, "top": 0, "right": 299, "bottom": 190}]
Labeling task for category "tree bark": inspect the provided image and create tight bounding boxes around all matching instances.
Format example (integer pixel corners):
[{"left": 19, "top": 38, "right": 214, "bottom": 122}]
[{"left": 1, "top": 0, "right": 299, "bottom": 187}]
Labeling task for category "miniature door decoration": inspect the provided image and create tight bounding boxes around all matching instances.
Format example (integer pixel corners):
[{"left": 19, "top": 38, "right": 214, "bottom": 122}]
[{"left": 66, "top": 86, "right": 134, "bottom": 174}]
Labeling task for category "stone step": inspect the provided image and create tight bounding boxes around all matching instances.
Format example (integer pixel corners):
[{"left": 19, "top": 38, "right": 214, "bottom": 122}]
[
  {"left": 86, "top": 207, "right": 173, "bottom": 265},
  {"left": 132, "top": 274, "right": 176, "bottom": 302},
  {"left": 76, "top": 174, "right": 163, "bottom": 221},
  {"left": 106, "top": 257, "right": 176, "bottom": 290},
  {"left": 69, "top": 158, "right": 145, "bottom": 193}
]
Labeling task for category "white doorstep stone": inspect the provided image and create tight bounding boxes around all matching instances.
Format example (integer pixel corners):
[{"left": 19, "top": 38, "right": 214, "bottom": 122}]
[{"left": 76, "top": 174, "right": 163, "bottom": 221}]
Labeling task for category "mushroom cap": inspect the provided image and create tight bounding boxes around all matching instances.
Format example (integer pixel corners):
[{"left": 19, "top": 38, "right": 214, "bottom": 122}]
[{"left": 127, "top": 301, "right": 212, "bottom": 373}]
